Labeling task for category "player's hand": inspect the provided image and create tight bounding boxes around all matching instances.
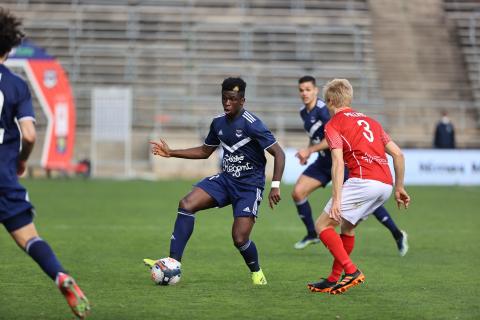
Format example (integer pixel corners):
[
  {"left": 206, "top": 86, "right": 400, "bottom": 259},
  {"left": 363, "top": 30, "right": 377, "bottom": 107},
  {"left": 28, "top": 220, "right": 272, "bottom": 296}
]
[
  {"left": 149, "top": 139, "right": 171, "bottom": 157},
  {"left": 295, "top": 148, "right": 311, "bottom": 165},
  {"left": 268, "top": 188, "right": 281, "bottom": 209},
  {"left": 395, "top": 187, "right": 410, "bottom": 209},
  {"left": 17, "top": 160, "right": 27, "bottom": 176},
  {"left": 328, "top": 200, "right": 342, "bottom": 223}
]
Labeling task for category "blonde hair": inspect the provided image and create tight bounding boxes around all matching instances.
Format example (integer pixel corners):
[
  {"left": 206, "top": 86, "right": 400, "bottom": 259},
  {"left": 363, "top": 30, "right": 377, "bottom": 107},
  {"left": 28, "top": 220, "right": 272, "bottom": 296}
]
[{"left": 323, "top": 79, "right": 353, "bottom": 108}]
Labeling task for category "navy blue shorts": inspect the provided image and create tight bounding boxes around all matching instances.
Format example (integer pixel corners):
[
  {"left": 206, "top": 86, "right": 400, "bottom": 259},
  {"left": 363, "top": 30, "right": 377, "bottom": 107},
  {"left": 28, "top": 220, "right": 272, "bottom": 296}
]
[
  {"left": 0, "top": 189, "right": 35, "bottom": 232},
  {"left": 2, "top": 210, "right": 34, "bottom": 232},
  {"left": 195, "top": 173, "right": 264, "bottom": 217},
  {"left": 302, "top": 156, "right": 349, "bottom": 187},
  {"left": 302, "top": 157, "right": 332, "bottom": 187}
]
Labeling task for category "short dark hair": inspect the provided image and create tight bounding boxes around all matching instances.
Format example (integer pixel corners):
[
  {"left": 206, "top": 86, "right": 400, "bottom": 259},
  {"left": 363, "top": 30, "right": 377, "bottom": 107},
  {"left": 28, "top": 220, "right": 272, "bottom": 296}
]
[
  {"left": 0, "top": 8, "right": 25, "bottom": 57},
  {"left": 298, "top": 75, "right": 316, "bottom": 86},
  {"left": 222, "top": 77, "right": 246, "bottom": 96}
]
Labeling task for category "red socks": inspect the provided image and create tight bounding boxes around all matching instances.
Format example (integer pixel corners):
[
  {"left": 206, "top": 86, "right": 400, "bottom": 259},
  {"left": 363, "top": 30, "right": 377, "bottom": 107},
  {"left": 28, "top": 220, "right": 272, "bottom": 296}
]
[
  {"left": 327, "top": 234, "right": 355, "bottom": 282},
  {"left": 319, "top": 228, "right": 357, "bottom": 280}
]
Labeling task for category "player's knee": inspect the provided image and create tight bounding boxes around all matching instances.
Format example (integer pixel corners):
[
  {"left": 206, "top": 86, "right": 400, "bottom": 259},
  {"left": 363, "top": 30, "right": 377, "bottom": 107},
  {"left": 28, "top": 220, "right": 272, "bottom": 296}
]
[
  {"left": 291, "top": 189, "right": 298, "bottom": 200},
  {"left": 291, "top": 186, "right": 305, "bottom": 202},
  {"left": 314, "top": 223, "right": 322, "bottom": 234},
  {"left": 12, "top": 232, "right": 38, "bottom": 250},
  {"left": 232, "top": 234, "right": 248, "bottom": 248},
  {"left": 340, "top": 221, "right": 355, "bottom": 235},
  {"left": 315, "top": 213, "right": 332, "bottom": 233},
  {"left": 178, "top": 198, "right": 194, "bottom": 212}
]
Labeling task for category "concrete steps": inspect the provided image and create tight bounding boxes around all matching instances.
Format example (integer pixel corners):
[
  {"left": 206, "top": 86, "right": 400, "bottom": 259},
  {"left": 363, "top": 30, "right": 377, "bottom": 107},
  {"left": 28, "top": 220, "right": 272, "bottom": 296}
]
[{"left": 370, "top": 0, "right": 471, "bottom": 101}]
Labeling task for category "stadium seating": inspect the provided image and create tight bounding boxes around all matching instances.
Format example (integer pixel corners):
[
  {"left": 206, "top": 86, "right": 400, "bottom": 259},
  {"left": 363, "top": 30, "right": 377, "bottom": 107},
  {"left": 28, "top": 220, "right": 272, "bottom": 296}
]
[
  {"left": 2, "top": 0, "right": 479, "bottom": 176},
  {"left": 3, "top": 0, "right": 381, "bottom": 165},
  {"left": 4, "top": 0, "right": 376, "bottom": 125}
]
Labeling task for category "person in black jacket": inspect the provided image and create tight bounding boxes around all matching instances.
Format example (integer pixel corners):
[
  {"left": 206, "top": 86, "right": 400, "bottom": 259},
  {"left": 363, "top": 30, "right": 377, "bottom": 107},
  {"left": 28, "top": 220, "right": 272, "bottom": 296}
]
[{"left": 434, "top": 112, "right": 455, "bottom": 149}]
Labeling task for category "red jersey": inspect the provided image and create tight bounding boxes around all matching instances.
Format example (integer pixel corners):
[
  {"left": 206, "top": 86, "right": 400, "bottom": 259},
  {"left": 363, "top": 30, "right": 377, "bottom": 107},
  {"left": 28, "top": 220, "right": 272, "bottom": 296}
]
[{"left": 324, "top": 108, "right": 393, "bottom": 185}]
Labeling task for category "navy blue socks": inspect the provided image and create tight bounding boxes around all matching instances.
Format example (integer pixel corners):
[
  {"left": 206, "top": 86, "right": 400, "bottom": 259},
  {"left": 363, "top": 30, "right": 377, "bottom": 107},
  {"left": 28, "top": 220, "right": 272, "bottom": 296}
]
[
  {"left": 295, "top": 199, "right": 316, "bottom": 238},
  {"left": 372, "top": 206, "right": 403, "bottom": 240},
  {"left": 169, "top": 208, "right": 195, "bottom": 262},
  {"left": 25, "top": 237, "right": 65, "bottom": 280},
  {"left": 236, "top": 240, "right": 260, "bottom": 272}
]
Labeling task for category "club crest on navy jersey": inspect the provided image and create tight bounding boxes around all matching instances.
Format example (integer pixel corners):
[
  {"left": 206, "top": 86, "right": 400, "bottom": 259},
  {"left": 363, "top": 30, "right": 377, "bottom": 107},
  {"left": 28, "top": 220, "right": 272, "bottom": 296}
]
[
  {"left": 300, "top": 99, "right": 330, "bottom": 148},
  {"left": 235, "top": 129, "right": 243, "bottom": 138}
]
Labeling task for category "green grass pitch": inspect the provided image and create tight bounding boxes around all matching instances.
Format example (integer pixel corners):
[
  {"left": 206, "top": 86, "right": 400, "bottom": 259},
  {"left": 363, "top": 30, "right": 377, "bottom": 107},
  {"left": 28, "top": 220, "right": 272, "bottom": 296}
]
[{"left": 0, "top": 179, "right": 479, "bottom": 319}]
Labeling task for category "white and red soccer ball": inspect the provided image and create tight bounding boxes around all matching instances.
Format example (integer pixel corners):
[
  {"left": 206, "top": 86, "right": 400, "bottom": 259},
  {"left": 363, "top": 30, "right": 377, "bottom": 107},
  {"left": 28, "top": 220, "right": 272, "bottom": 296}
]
[{"left": 150, "top": 257, "right": 181, "bottom": 285}]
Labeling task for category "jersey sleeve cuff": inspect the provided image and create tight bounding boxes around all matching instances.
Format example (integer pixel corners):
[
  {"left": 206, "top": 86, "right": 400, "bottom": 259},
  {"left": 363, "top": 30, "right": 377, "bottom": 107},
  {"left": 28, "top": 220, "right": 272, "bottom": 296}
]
[
  {"left": 263, "top": 141, "right": 278, "bottom": 150},
  {"left": 17, "top": 116, "right": 36, "bottom": 123}
]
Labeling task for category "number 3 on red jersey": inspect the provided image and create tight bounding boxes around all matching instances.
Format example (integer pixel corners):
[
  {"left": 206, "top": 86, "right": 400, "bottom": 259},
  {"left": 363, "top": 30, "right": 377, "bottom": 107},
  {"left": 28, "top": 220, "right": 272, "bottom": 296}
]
[{"left": 357, "top": 119, "right": 374, "bottom": 142}]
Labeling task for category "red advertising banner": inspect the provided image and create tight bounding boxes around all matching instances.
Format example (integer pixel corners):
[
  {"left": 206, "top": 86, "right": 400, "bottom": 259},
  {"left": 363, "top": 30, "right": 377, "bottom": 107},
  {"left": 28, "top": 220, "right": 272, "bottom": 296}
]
[{"left": 26, "top": 60, "right": 76, "bottom": 170}]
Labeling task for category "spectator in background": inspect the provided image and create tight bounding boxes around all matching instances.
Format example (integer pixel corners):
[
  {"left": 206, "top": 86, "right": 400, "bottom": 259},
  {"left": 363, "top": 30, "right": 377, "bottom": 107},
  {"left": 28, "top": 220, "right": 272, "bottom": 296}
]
[{"left": 434, "top": 111, "right": 455, "bottom": 149}]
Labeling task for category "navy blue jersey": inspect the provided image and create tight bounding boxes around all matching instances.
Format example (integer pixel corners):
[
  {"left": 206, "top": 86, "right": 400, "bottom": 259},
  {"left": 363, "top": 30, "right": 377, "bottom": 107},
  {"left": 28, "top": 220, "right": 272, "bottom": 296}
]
[
  {"left": 204, "top": 109, "right": 277, "bottom": 188},
  {"left": 300, "top": 99, "right": 330, "bottom": 144},
  {"left": 0, "top": 64, "right": 35, "bottom": 193},
  {"left": 300, "top": 99, "right": 331, "bottom": 165}
]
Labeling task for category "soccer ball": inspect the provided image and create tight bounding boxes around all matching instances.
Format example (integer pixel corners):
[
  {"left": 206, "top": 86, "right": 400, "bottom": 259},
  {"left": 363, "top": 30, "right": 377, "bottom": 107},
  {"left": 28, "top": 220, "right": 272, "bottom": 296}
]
[{"left": 150, "top": 257, "right": 181, "bottom": 285}]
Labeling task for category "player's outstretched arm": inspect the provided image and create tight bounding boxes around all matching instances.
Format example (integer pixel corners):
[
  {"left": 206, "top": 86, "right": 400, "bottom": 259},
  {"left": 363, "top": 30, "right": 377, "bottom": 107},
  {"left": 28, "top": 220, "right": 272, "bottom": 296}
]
[
  {"left": 17, "top": 119, "right": 36, "bottom": 176},
  {"left": 150, "top": 139, "right": 216, "bottom": 159},
  {"left": 385, "top": 141, "right": 410, "bottom": 209},
  {"left": 266, "top": 143, "right": 285, "bottom": 209}
]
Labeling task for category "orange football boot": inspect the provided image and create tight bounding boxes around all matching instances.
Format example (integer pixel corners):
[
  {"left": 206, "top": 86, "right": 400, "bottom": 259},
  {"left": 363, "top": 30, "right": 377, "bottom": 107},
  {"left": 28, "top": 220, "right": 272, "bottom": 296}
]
[
  {"left": 56, "top": 272, "right": 91, "bottom": 318},
  {"left": 330, "top": 270, "right": 365, "bottom": 295},
  {"left": 307, "top": 278, "right": 337, "bottom": 293}
]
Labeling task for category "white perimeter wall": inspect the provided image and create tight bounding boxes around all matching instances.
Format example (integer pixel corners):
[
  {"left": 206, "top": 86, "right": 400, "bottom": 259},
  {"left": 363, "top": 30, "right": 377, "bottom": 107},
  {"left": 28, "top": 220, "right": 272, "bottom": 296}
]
[{"left": 283, "top": 149, "right": 480, "bottom": 186}]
